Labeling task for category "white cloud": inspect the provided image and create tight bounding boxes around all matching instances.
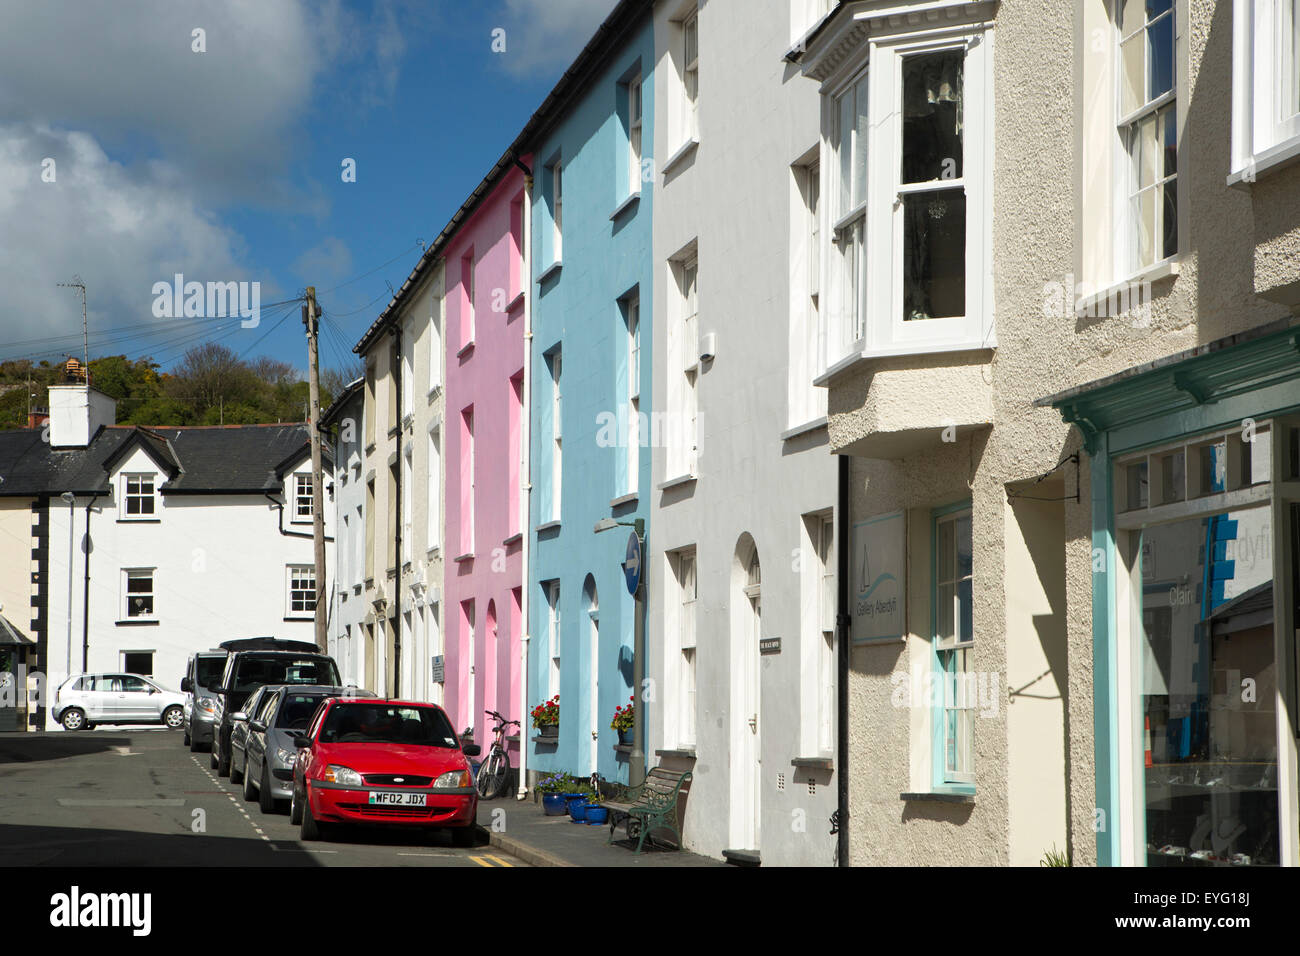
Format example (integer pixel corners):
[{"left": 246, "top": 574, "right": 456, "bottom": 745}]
[
  {"left": 292, "top": 237, "right": 355, "bottom": 288},
  {"left": 0, "top": 123, "right": 266, "bottom": 359},
  {"left": 496, "top": 0, "right": 621, "bottom": 77}
]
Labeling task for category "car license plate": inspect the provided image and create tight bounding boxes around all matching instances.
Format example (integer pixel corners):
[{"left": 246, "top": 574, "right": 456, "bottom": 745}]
[{"left": 368, "top": 791, "right": 427, "bottom": 806}]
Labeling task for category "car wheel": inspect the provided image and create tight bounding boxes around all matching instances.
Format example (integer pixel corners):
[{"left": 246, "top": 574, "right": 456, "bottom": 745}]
[
  {"left": 60, "top": 708, "right": 86, "bottom": 732},
  {"left": 163, "top": 706, "right": 184, "bottom": 730},
  {"left": 451, "top": 825, "right": 476, "bottom": 848},
  {"left": 242, "top": 759, "right": 257, "bottom": 801},
  {"left": 230, "top": 749, "right": 244, "bottom": 785},
  {"left": 189, "top": 727, "right": 201, "bottom": 752},
  {"left": 217, "top": 738, "right": 231, "bottom": 777},
  {"left": 259, "top": 763, "right": 276, "bottom": 814},
  {"left": 183, "top": 727, "right": 191, "bottom": 746},
  {"left": 209, "top": 745, "right": 218, "bottom": 769},
  {"left": 300, "top": 796, "right": 326, "bottom": 841},
  {"left": 289, "top": 784, "right": 303, "bottom": 825}
]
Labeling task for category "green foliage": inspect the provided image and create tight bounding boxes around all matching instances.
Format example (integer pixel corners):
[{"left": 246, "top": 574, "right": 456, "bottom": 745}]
[
  {"left": 1040, "top": 845, "right": 1070, "bottom": 867},
  {"left": 0, "top": 343, "right": 354, "bottom": 431}
]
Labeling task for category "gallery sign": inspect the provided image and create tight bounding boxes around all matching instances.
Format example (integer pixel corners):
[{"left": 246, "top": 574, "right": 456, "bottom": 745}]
[{"left": 852, "top": 510, "right": 906, "bottom": 644}]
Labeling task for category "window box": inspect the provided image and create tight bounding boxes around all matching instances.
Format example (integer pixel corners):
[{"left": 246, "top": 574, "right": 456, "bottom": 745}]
[
  {"left": 900, "top": 790, "right": 975, "bottom": 805},
  {"left": 792, "top": 756, "right": 834, "bottom": 771}
]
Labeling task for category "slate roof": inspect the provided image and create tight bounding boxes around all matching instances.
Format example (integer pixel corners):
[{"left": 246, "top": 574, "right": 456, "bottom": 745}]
[{"left": 0, "top": 423, "right": 329, "bottom": 497}]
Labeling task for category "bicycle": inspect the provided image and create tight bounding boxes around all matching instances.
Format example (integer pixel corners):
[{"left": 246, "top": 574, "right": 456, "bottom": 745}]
[{"left": 475, "top": 709, "right": 520, "bottom": 799}]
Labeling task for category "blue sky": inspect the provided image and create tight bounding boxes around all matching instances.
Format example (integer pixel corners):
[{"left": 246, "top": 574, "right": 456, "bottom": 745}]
[{"left": 0, "top": 0, "right": 618, "bottom": 379}]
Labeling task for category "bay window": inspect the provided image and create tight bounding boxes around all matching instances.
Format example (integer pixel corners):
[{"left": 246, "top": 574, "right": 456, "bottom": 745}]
[
  {"left": 818, "top": 18, "right": 993, "bottom": 371},
  {"left": 1232, "top": 0, "right": 1300, "bottom": 181}
]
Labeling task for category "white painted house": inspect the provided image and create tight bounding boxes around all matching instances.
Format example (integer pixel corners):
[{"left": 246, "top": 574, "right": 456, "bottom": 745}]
[{"left": 15, "top": 385, "right": 331, "bottom": 726}]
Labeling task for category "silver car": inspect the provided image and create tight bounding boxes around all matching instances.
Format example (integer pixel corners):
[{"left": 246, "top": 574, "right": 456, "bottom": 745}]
[
  {"left": 233, "top": 684, "right": 375, "bottom": 813},
  {"left": 51, "top": 673, "right": 187, "bottom": 731}
]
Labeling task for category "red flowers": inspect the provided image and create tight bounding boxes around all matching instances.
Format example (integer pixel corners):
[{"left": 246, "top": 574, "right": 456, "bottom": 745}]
[{"left": 531, "top": 694, "right": 560, "bottom": 729}]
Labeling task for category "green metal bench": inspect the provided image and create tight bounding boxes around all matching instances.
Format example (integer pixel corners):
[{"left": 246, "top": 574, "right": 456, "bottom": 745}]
[{"left": 600, "top": 766, "right": 692, "bottom": 854}]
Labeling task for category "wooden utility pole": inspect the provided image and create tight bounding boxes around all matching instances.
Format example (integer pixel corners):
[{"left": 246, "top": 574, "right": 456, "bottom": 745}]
[{"left": 304, "top": 287, "right": 328, "bottom": 649}]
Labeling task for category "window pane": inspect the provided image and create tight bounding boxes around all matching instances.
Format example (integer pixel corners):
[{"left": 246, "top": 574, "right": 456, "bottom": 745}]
[
  {"left": 1161, "top": 179, "right": 1178, "bottom": 260},
  {"left": 1140, "top": 510, "right": 1279, "bottom": 866},
  {"left": 902, "top": 191, "right": 966, "bottom": 320},
  {"left": 1132, "top": 187, "right": 1155, "bottom": 268},
  {"left": 853, "top": 75, "right": 869, "bottom": 204},
  {"left": 1120, "top": 33, "right": 1144, "bottom": 115},
  {"left": 958, "top": 577, "right": 973, "bottom": 643},
  {"left": 901, "top": 50, "right": 963, "bottom": 183},
  {"left": 938, "top": 583, "right": 955, "bottom": 641},
  {"left": 1161, "top": 103, "right": 1177, "bottom": 178},
  {"left": 838, "top": 90, "right": 853, "bottom": 214},
  {"left": 1136, "top": 113, "right": 1158, "bottom": 188},
  {"left": 938, "top": 519, "right": 955, "bottom": 582},
  {"left": 956, "top": 514, "right": 972, "bottom": 578},
  {"left": 1147, "top": 12, "right": 1174, "bottom": 101},
  {"left": 1118, "top": 0, "right": 1146, "bottom": 37}
]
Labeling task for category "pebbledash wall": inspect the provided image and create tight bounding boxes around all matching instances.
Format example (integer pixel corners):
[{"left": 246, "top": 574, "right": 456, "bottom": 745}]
[
  {"left": 442, "top": 160, "right": 529, "bottom": 756},
  {"left": 323, "top": 379, "right": 367, "bottom": 689},
  {"left": 645, "top": 0, "right": 839, "bottom": 866},
  {"left": 525, "top": 10, "right": 655, "bottom": 788}
]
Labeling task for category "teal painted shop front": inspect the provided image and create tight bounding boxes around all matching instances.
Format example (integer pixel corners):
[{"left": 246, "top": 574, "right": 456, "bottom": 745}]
[{"left": 1044, "top": 321, "right": 1300, "bottom": 867}]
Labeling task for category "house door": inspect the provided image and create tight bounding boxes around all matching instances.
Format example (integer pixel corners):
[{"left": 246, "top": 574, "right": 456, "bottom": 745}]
[
  {"left": 586, "top": 579, "right": 599, "bottom": 775},
  {"left": 731, "top": 542, "right": 762, "bottom": 852},
  {"left": 364, "top": 623, "right": 376, "bottom": 694}
]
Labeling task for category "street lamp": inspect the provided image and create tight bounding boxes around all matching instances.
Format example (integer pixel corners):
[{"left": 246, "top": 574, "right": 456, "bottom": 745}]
[
  {"left": 594, "top": 515, "right": 646, "bottom": 784},
  {"left": 60, "top": 492, "right": 76, "bottom": 684}
]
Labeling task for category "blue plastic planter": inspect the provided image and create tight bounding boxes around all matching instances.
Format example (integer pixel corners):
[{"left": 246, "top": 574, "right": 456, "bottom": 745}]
[
  {"left": 541, "top": 793, "right": 567, "bottom": 816},
  {"left": 584, "top": 805, "right": 608, "bottom": 825}
]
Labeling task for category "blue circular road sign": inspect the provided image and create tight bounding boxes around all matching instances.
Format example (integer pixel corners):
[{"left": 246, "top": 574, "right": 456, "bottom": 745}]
[{"left": 624, "top": 531, "right": 642, "bottom": 595}]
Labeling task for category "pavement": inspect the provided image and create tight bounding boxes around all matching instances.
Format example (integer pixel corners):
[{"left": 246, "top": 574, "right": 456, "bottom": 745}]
[{"left": 480, "top": 794, "right": 725, "bottom": 867}]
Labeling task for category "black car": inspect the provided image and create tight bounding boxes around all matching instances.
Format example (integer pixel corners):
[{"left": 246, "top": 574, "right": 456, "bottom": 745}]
[{"left": 211, "top": 645, "right": 340, "bottom": 777}]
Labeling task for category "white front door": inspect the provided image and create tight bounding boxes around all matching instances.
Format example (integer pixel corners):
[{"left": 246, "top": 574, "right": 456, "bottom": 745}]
[
  {"left": 732, "top": 553, "right": 762, "bottom": 852},
  {"left": 588, "top": 588, "right": 599, "bottom": 775}
]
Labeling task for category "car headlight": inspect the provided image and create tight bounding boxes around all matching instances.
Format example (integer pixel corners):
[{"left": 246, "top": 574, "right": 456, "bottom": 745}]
[
  {"left": 197, "top": 699, "right": 216, "bottom": 714},
  {"left": 434, "top": 770, "right": 471, "bottom": 789},
  {"left": 275, "top": 748, "right": 297, "bottom": 768},
  {"left": 324, "top": 765, "right": 363, "bottom": 786}
]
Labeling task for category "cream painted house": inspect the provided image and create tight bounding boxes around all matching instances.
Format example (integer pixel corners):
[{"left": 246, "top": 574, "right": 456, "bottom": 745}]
[{"left": 795, "top": 0, "right": 1300, "bottom": 868}]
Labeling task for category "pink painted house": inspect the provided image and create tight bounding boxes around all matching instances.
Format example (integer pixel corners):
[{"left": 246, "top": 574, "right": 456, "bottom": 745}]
[{"left": 442, "top": 158, "right": 529, "bottom": 758}]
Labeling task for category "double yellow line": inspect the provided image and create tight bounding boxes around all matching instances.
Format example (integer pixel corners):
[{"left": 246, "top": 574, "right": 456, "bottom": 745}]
[{"left": 471, "top": 854, "right": 514, "bottom": 867}]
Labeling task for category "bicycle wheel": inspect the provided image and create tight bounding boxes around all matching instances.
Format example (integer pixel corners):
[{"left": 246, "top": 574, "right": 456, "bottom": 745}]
[{"left": 477, "top": 748, "right": 509, "bottom": 799}]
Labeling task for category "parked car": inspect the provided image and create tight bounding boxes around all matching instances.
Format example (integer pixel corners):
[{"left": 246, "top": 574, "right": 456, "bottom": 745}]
[
  {"left": 290, "top": 698, "right": 481, "bottom": 845},
  {"left": 226, "top": 684, "right": 273, "bottom": 787},
  {"left": 211, "top": 645, "right": 340, "bottom": 777},
  {"left": 180, "top": 651, "right": 227, "bottom": 751},
  {"left": 51, "top": 673, "right": 186, "bottom": 731},
  {"left": 235, "top": 684, "right": 376, "bottom": 813}
]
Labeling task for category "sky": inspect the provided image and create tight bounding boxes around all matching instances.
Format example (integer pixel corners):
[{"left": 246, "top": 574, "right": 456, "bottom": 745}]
[{"left": 0, "top": 0, "right": 620, "bottom": 380}]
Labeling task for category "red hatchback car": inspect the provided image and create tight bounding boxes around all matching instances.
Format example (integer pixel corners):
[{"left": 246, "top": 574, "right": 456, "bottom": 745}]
[{"left": 290, "top": 698, "right": 481, "bottom": 845}]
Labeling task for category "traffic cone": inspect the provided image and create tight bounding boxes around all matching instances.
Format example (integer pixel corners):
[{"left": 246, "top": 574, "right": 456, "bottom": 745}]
[{"left": 1144, "top": 715, "right": 1153, "bottom": 768}]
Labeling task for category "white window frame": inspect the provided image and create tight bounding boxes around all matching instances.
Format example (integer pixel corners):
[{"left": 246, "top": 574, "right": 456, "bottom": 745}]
[
  {"left": 121, "top": 473, "right": 157, "bottom": 519},
  {"left": 628, "top": 73, "right": 644, "bottom": 196},
  {"left": 287, "top": 564, "right": 316, "bottom": 619},
  {"left": 122, "top": 567, "right": 156, "bottom": 621},
  {"left": 462, "top": 252, "right": 475, "bottom": 347},
  {"left": 546, "top": 581, "right": 561, "bottom": 699},
  {"left": 1232, "top": 0, "right": 1300, "bottom": 181},
  {"left": 292, "top": 472, "right": 313, "bottom": 523},
  {"left": 820, "top": 20, "right": 994, "bottom": 367},
  {"left": 790, "top": 153, "right": 827, "bottom": 425},
  {"left": 625, "top": 294, "right": 641, "bottom": 496},
  {"left": 401, "top": 446, "right": 413, "bottom": 562},
  {"left": 678, "top": 550, "right": 697, "bottom": 747},
  {"left": 428, "top": 299, "right": 442, "bottom": 394},
  {"left": 546, "top": 158, "right": 563, "bottom": 266},
  {"left": 551, "top": 348, "right": 562, "bottom": 521},
  {"left": 682, "top": 8, "right": 700, "bottom": 145},
  {"left": 427, "top": 425, "right": 441, "bottom": 553},
  {"left": 1113, "top": 0, "right": 1179, "bottom": 277}
]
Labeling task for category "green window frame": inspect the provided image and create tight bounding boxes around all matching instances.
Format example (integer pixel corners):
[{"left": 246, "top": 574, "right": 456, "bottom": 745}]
[{"left": 932, "top": 501, "right": 975, "bottom": 791}]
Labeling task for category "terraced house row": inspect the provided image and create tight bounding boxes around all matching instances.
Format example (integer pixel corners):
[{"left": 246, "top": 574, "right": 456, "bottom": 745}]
[{"left": 323, "top": 0, "right": 1300, "bottom": 867}]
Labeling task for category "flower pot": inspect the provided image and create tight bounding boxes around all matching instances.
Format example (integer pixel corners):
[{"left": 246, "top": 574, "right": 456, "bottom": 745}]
[
  {"left": 539, "top": 724, "right": 558, "bottom": 739},
  {"left": 616, "top": 729, "right": 632, "bottom": 745},
  {"left": 584, "top": 805, "right": 609, "bottom": 825},
  {"left": 541, "top": 793, "right": 567, "bottom": 816},
  {"left": 566, "top": 794, "right": 589, "bottom": 821}
]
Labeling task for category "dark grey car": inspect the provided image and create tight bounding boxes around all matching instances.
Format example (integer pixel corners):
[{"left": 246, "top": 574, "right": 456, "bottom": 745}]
[{"left": 235, "top": 684, "right": 375, "bottom": 813}]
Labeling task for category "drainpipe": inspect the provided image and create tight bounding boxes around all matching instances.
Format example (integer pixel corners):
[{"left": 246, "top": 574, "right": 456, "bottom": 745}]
[
  {"left": 517, "top": 157, "right": 534, "bottom": 799},
  {"left": 393, "top": 324, "right": 403, "bottom": 696},
  {"left": 80, "top": 493, "right": 100, "bottom": 672},
  {"left": 836, "top": 453, "right": 849, "bottom": 866}
]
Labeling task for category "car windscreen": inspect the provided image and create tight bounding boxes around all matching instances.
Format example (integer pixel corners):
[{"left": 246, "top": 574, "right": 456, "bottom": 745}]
[
  {"left": 276, "top": 694, "right": 328, "bottom": 730},
  {"left": 195, "top": 657, "right": 225, "bottom": 691},
  {"left": 232, "top": 657, "right": 340, "bottom": 692},
  {"left": 318, "top": 703, "right": 459, "bottom": 748}
]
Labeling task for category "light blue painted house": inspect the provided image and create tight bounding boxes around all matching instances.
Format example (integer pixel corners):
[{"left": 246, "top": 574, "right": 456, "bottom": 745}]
[{"left": 526, "top": 0, "right": 654, "bottom": 787}]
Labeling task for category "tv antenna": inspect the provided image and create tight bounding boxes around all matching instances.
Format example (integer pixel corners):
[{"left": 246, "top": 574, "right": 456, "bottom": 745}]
[{"left": 56, "top": 275, "right": 89, "bottom": 386}]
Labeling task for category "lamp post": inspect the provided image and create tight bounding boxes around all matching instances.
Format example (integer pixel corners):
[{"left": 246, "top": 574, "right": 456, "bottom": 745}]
[
  {"left": 594, "top": 516, "right": 646, "bottom": 784},
  {"left": 60, "top": 492, "right": 75, "bottom": 682}
]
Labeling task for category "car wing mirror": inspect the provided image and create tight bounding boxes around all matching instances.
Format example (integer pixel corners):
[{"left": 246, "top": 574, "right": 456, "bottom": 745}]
[
  {"left": 180, "top": 678, "right": 192, "bottom": 693},
  {"left": 231, "top": 711, "right": 248, "bottom": 722},
  {"left": 462, "top": 743, "right": 481, "bottom": 757},
  {"left": 294, "top": 736, "right": 312, "bottom": 748},
  {"left": 250, "top": 720, "right": 267, "bottom": 732}
]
